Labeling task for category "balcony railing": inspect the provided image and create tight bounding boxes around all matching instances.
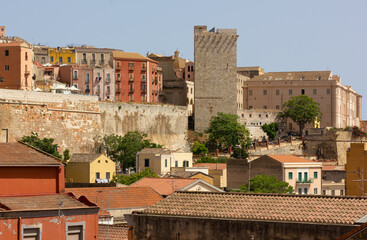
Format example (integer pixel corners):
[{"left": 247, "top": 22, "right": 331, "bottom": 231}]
[
  {"left": 296, "top": 178, "right": 313, "bottom": 184},
  {"left": 142, "top": 78, "right": 146, "bottom": 82},
  {"left": 129, "top": 77, "right": 134, "bottom": 82},
  {"left": 129, "top": 66, "right": 134, "bottom": 71},
  {"left": 73, "top": 75, "right": 78, "bottom": 80},
  {"left": 116, "top": 76, "right": 121, "bottom": 82},
  {"left": 100, "top": 60, "right": 105, "bottom": 65},
  {"left": 141, "top": 89, "right": 146, "bottom": 94},
  {"left": 129, "top": 88, "right": 134, "bottom": 93},
  {"left": 116, "top": 65, "right": 121, "bottom": 70},
  {"left": 141, "top": 65, "right": 147, "bottom": 71}
]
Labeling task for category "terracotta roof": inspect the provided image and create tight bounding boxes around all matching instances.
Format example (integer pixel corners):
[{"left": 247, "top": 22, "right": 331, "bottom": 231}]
[
  {"left": 130, "top": 177, "right": 197, "bottom": 196},
  {"left": 169, "top": 171, "right": 213, "bottom": 179},
  {"left": 137, "top": 148, "right": 171, "bottom": 155},
  {"left": 112, "top": 51, "right": 156, "bottom": 62},
  {"left": 267, "top": 155, "right": 317, "bottom": 163},
  {"left": 193, "top": 163, "right": 227, "bottom": 170},
  {"left": 99, "top": 225, "right": 128, "bottom": 240},
  {"left": 250, "top": 71, "right": 332, "bottom": 81},
  {"left": 0, "top": 41, "right": 23, "bottom": 47},
  {"left": 67, "top": 187, "right": 162, "bottom": 210},
  {"left": 143, "top": 191, "right": 367, "bottom": 225},
  {"left": 0, "top": 194, "right": 90, "bottom": 211},
  {"left": 0, "top": 142, "right": 62, "bottom": 166},
  {"left": 322, "top": 165, "right": 345, "bottom": 171},
  {"left": 69, "top": 153, "right": 104, "bottom": 163}
]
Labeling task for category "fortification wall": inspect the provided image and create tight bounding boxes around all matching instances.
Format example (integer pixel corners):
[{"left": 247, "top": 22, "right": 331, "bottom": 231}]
[{"left": 0, "top": 89, "right": 189, "bottom": 153}]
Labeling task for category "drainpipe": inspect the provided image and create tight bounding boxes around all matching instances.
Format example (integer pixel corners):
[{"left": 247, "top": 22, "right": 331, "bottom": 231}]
[{"left": 18, "top": 217, "right": 21, "bottom": 240}]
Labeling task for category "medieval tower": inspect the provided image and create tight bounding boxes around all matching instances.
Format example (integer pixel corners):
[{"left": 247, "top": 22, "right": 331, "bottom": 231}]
[{"left": 194, "top": 25, "right": 239, "bottom": 132}]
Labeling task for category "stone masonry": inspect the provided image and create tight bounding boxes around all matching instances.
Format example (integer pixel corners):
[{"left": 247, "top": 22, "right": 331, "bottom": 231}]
[
  {"left": 0, "top": 89, "right": 189, "bottom": 153},
  {"left": 194, "top": 26, "right": 239, "bottom": 132}
]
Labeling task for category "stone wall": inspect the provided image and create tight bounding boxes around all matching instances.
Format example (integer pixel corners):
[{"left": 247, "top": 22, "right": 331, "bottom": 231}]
[
  {"left": 0, "top": 89, "right": 189, "bottom": 153},
  {"left": 132, "top": 214, "right": 355, "bottom": 240}
]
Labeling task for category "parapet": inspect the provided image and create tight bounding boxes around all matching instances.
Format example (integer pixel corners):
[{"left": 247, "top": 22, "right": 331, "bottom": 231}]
[{"left": 194, "top": 25, "right": 237, "bottom": 35}]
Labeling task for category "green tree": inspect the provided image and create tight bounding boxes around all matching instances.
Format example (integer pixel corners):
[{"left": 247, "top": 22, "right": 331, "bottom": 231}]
[
  {"left": 196, "top": 156, "right": 228, "bottom": 163},
  {"left": 103, "top": 131, "right": 162, "bottom": 171},
  {"left": 21, "top": 132, "right": 69, "bottom": 160},
  {"left": 231, "top": 148, "right": 249, "bottom": 159},
  {"left": 279, "top": 95, "right": 321, "bottom": 135},
  {"left": 192, "top": 141, "right": 208, "bottom": 155},
  {"left": 205, "top": 112, "right": 252, "bottom": 150},
  {"left": 111, "top": 168, "right": 158, "bottom": 185},
  {"left": 234, "top": 174, "right": 294, "bottom": 194},
  {"left": 261, "top": 122, "right": 279, "bottom": 140}
]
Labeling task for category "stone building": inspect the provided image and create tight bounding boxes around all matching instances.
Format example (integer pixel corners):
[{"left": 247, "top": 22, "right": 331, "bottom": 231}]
[
  {"left": 242, "top": 70, "right": 362, "bottom": 130},
  {"left": 346, "top": 143, "right": 367, "bottom": 196},
  {"left": 33, "top": 45, "right": 49, "bottom": 64},
  {"left": 74, "top": 46, "right": 118, "bottom": 67},
  {"left": 149, "top": 51, "right": 194, "bottom": 116},
  {"left": 194, "top": 26, "right": 239, "bottom": 132}
]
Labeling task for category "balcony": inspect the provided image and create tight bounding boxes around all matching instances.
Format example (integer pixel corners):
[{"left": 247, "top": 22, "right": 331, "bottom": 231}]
[
  {"left": 129, "top": 66, "right": 134, "bottom": 71},
  {"left": 81, "top": 59, "right": 87, "bottom": 64},
  {"left": 141, "top": 65, "right": 147, "bottom": 71},
  {"left": 296, "top": 178, "right": 313, "bottom": 185},
  {"left": 100, "top": 60, "right": 105, "bottom": 65},
  {"left": 95, "top": 77, "right": 102, "bottom": 82},
  {"left": 142, "top": 78, "right": 146, "bottom": 83},
  {"left": 141, "top": 89, "right": 146, "bottom": 94},
  {"left": 24, "top": 71, "right": 30, "bottom": 76},
  {"left": 116, "top": 76, "right": 121, "bottom": 82},
  {"left": 90, "top": 60, "right": 96, "bottom": 65},
  {"left": 72, "top": 75, "right": 78, "bottom": 80},
  {"left": 115, "top": 88, "right": 121, "bottom": 94},
  {"left": 129, "top": 88, "right": 134, "bottom": 94},
  {"left": 116, "top": 65, "right": 121, "bottom": 71},
  {"left": 129, "top": 77, "right": 134, "bottom": 82}
]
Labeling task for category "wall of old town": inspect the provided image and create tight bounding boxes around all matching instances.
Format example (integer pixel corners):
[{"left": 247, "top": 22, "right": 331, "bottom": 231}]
[{"left": 0, "top": 89, "right": 189, "bottom": 153}]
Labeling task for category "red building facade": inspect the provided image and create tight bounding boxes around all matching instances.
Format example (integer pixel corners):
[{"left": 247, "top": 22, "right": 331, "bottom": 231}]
[{"left": 113, "top": 52, "right": 159, "bottom": 103}]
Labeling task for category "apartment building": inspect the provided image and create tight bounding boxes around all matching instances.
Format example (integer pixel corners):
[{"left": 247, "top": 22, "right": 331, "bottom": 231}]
[
  {"left": 59, "top": 64, "right": 93, "bottom": 94},
  {"left": 49, "top": 47, "right": 75, "bottom": 65},
  {"left": 33, "top": 45, "right": 49, "bottom": 64},
  {"left": 74, "top": 46, "right": 117, "bottom": 67},
  {"left": 242, "top": 70, "right": 362, "bottom": 130},
  {"left": 113, "top": 52, "right": 159, "bottom": 103},
  {"left": 0, "top": 41, "right": 33, "bottom": 90}
]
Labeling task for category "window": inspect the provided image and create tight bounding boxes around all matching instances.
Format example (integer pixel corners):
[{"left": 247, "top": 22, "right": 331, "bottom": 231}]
[
  {"left": 85, "top": 84, "right": 90, "bottom": 90},
  {"left": 67, "top": 57, "right": 71, "bottom": 63},
  {"left": 314, "top": 172, "right": 318, "bottom": 179},
  {"left": 183, "top": 161, "right": 189, "bottom": 167},
  {"left": 165, "top": 159, "right": 167, "bottom": 167},
  {"left": 92, "top": 53, "right": 95, "bottom": 62},
  {"left": 96, "top": 172, "right": 100, "bottom": 179},
  {"left": 22, "top": 226, "right": 41, "bottom": 240},
  {"left": 4, "top": 65, "right": 9, "bottom": 71},
  {"left": 276, "top": 89, "right": 280, "bottom": 95},
  {"left": 175, "top": 161, "right": 178, "bottom": 167},
  {"left": 313, "top": 89, "right": 317, "bottom": 95},
  {"left": 298, "top": 188, "right": 302, "bottom": 194},
  {"left": 188, "top": 74, "right": 190, "bottom": 78},
  {"left": 249, "top": 90, "right": 253, "bottom": 96},
  {"left": 83, "top": 53, "right": 86, "bottom": 61},
  {"left": 129, "top": 94, "right": 134, "bottom": 102},
  {"left": 249, "top": 106, "right": 253, "bottom": 110},
  {"left": 144, "top": 159, "right": 149, "bottom": 167},
  {"left": 106, "top": 172, "right": 110, "bottom": 180},
  {"left": 276, "top": 105, "right": 280, "bottom": 110},
  {"left": 301, "top": 76, "right": 305, "bottom": 81},
  {"left": 106, "top": 73, "right": 110, "bottom": 82},
  {"left": 96, "top": 85, "right": 100, "bottom": 94},
  {"left": 289, "top": 89, "right": 293, "bottom": 95},
  {"left": 191, "top": 88, "right": 193, "bottom": 94},
  {"left": 304, "top": 172, "right": 308, "bottom": 181},
  {"left": 191, "top": 66, "right": 193, "bottom": 72},
  {"left": 142, "top": 74, "right": 146, "bottom": 82},
  {"left": 41, "top": 57, "right": 45, "bottom": 64},
  {"left": 74, "top": 84, "right": 78, "bottom": 88},
  {"left": 327, "top": 89, "right": 331, "bottom": 94},
  {"left": 263, "top": 90, "right": 267, "bottom": 95},
  {"left": 25, "top": 52, "right": 28, "bottom": 61},
  {"left": 301, "top": 89, "right": 305, "bottom": 95},
  {"left": 340, "top": 190, "right": 344, "bottom": 196},
  {"left": 323, "top": 190, "right": 326, "bottom": 195},
  {"left": 86, "top": 73, "right": 90, "bottom": 83},
  {"left": 331, "top": 190, "right": 335, "bottom": 196},
  {"left": 106, "top": 86, "right": 110, "bottom": 94},
  {"left": 298, "top": 172, "right": 302, "bottom": 182},
  {"left": 289, "top": 123, "right": 293, "bottom": 130},
  {"left": 50, "top": 56, "right": 54, "bottom": 62},
  {"left": 263, "top": 105, "right": 267, "bottom": 109},
  {"left": 288, "top": 172, "right": 293, "bottom": 179},
  {"left": 5, "top": 50, "right": 9, "bottom": 56},
  {"left": 142, "top": 83, "right": 146, "bottom": 91},
  {"left": 249, "top": 114, "right": 252, "bottom": 118},
  {"left": 304, "top": 188, "right": 308, "bottom": 194},
  {"left": 101, "top": 54, "right": 104, "bottom": 62},
  {"left": 314, "top": 188, "right": 318, "bottom": 195},
  {"left": 73, "top": 70, "right": 78, "bottom": 79},
  {"left": 129, "top": 62, "right": 134, "bottom": 67},
  {"left": 66, "top": 223, "right": 85, "bottom": 240},
  {"left": 59, "top": 57, "right": 62, "bottom": 63},
  {"left": 317, "top": 75, "right": 321, "bottom": 80}
]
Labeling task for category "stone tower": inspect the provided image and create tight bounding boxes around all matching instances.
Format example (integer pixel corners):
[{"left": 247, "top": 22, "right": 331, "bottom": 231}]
[{"left": 194, "top": 25, "right": 239, "bottom": 132}]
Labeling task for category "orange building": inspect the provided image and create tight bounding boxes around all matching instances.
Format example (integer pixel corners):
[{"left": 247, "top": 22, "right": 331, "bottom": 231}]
[
  {"left": 0, "top": 41, "right": 33, "bottom": 90},
  {"left": 113, "top": 52, "right": 159, "bottom": 103},
  {"left": 0, "top": 142, "right": 99, "bottom": 239}
]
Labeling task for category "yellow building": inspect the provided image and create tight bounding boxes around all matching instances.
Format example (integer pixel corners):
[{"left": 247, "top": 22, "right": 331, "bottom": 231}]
[
  {"left": 346, "top": 143, "right": 367, "bottom": 196},
  {"left": 65, "top": 153, "right": 115, "bottom": 183},
  {"left": 49, "top": 47, "right": 76, "bottom": 65}
]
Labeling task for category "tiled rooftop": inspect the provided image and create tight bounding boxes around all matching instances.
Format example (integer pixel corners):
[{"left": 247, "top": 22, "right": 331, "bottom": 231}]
[
  {"left": 69, "top": 153, "right": 103, "bottom": 163},
  {"left": 267, "top": 155, "right": 317, "bottom": 163},
  {"left": 0, "top": 194, "right": 90, "bottom": 211},
  {"left": 0, "top": 142, "right": 62, "bottom": 166},
  {"left": 322, "top": 165, "right": 345, "bottom": 171},
  {"left": 67, "top": 186, "right": 162, "bottom": 210},
  {"left": 137, "top": 148, "right": 171, "bottom": 155},
  {"left": 143, "top": 192, "right": 367, "bottom": 225},
  {"left": 251, "top": 71, "right": 333, "bottom": 81},
  {"left": 193, "top": 163, "right": 227, "bottom": 170},
  {"left": 112, "top": 51, "right": 155, "bottom": 62},
  {"left": 130, "top": 177, "right": 197, "bottom": 196},
  {"left": 99, "top": 225, "right": 128, "bottom": 240}
]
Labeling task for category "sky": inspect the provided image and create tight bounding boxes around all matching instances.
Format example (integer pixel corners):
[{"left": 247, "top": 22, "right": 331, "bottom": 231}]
[{"left": 2, "top": 0, "right": 367, "bottom": 118}]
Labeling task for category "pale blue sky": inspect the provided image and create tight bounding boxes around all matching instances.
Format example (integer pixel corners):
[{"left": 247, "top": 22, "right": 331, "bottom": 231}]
[{"left": 2, "top": 0, "right": 367, "bottom": 119}]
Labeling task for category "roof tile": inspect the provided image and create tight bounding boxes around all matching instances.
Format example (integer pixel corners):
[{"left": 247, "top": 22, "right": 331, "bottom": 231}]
[{"left": 130, "top": 178, "right": 197, "bottom": 196}]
